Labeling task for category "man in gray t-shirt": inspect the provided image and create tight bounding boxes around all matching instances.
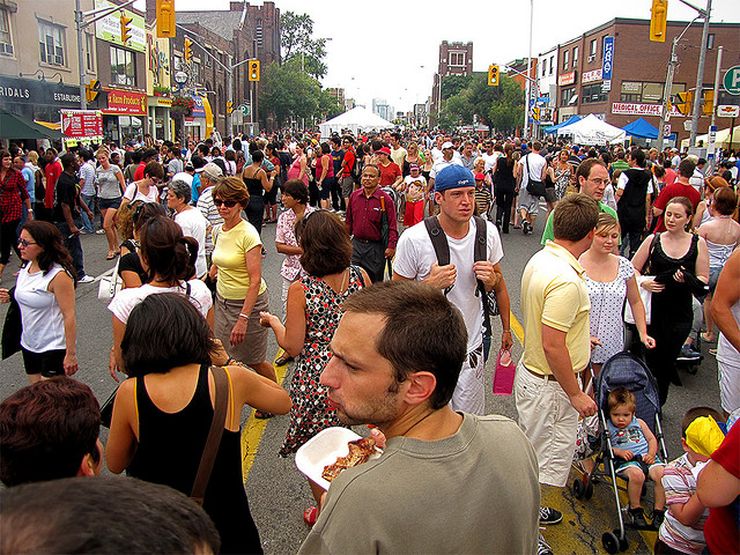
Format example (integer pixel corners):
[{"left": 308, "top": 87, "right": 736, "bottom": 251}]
[{"left": 299, "top": 282, "right": 539, "bottom": 555}]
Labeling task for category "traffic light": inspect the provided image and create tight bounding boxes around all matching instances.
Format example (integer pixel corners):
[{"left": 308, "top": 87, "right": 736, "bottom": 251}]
[
  {"left": 702, "top": 90, "right": 714, "bottom": 116},
  {"left": 156, "top": 0, "right": 176, "bottom": 38},
  {"left": 226, "top": 100, "right": 233, "bottom": 114},
  {"left": 120, "top": 12, "right": 133, "bottom": 45},
  {"left": 675, "top": 91, "right": 693, "bottom": 116},
  {"left": 248, "top": 59, "right": 260, "bottom": 82},
  {"left": 488, "top": 64, "right": 500, "bottom": 87},
  {"left": 184, "top": 37, "right": 193, "bottom": 64},
  {"left": 86, "top": 79, "right": 101, "bottom": 103},
  {"left": 532, "top": 107, "right": 540, "bottom": 121},
  {"left": 649, "top": 0, "right": 668, "bottom": 43}
]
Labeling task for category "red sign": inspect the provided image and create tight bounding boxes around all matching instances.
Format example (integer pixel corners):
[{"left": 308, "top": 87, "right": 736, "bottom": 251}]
[
  {"left": 105, "top": 89, "right": 147, "bottom": 115},
  {"left": 61, "top": 110, "right": 103, "bottom": 138},
  {"left": 558, "top": 71, "right": 576, "bottom": 86}
]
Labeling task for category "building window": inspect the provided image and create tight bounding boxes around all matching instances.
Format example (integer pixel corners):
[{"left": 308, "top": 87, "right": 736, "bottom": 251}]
[
  {"left": 573, "top": 46, "right": 578, "bottom": 65},
  {"left": 449, "top": 51, "right": 466, "bottom": 67},
  {"left": 0, "top": 8, "right": 13, "bottom": 56},
  {"left": 110, "top": 46, "right": 135, "bottom": 86},
  {"left": 707, "top": 33, "right": 715, "bottom": 49},
  {"left": 85, "top": 32, "right": 95, "bottom": 72},
  {"left": 38, "top": 19, "right": 65, "bottom": 66},
  {"left": 563, "top": 50, "right": 569, "bottom": 70},
  {"left": 549, "top": 55, "right": 554, "bottom": 75},
  {"left": 589, "top": 39, "right": 597, "bottom": 59},
  {"left": 619, "top": 81, "right": 682, "bottom": 103},
  {"left": 620, "top": 81, "right": 642, "bottom": 102},
  {"left": 560, "top": 86, "right": 576, "bottom": 107},
  {"left": 205, "top": 48, "right": 212, "bottom": 68},
  {"left": 541, "top": 58, "right": 547, "bottom": 77},
  {"left": 192, "top": 61, "right": 201, "bottom": 83},
  {"left": 582, "top": 83, "right": 607, "bottom": 104},
  {"left": 642, "top": 82, "right": 663, "bottom": 103}
]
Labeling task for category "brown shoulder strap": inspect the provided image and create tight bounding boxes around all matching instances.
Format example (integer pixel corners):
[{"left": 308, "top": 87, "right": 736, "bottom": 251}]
[{"left": 191, "top": 365, "right": 229, "bottom": 505}]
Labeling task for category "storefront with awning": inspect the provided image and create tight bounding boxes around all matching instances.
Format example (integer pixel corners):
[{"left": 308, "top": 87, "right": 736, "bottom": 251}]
[
  {"left": 0, "top": 75, "right": 83, "bottom": 132},
  {"left": 183, "top": 95, "right": 213, "bottom": 142},
  {"left": 102, "top": 88, "right": 147, "bottom": 144}
]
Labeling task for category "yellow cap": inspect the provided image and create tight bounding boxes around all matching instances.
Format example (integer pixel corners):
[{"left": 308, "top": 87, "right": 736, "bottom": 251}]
[{"left": 685, "top": 416, "right": 725, "bottom": 457}]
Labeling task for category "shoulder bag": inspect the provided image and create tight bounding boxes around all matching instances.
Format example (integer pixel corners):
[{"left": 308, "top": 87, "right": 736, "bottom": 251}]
[
  {"left": 525, "top": 154, "right": 546, "bottom": 197},
  {"left": 624, "top": 234, "right": 659, "bottom": 325},
  {"left": 98, "top": 256, "right": 122, "bottom": 302}
]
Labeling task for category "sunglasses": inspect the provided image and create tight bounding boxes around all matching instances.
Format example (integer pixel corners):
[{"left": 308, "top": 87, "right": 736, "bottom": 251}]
[
  {"left": 214, "top": 199, "right": 238, "bottom": 208},
  {"left": 18, "top": 238, "right": 37, "bottom": 247}
]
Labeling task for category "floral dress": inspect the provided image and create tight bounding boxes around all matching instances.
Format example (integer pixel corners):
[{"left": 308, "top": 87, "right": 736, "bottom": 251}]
[
  {"left": 279, "top": 266, "right": 365, "bottom": 456},
  {"left": 553, "top": 165, "right": 573, "bottom": 200}
]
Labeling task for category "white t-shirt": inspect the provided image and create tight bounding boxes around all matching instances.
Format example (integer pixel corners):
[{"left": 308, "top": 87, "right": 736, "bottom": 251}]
[
  {"left": 616, "top": 171, "right": 655, "bottom": 194},
  {"left": 174, "top": 208, "right": 209, "bottom": 277},
  {"left": 517, "top": 152, "right": 547, "bottom": 188},
  {"left": 172, "top": 172, "right": 194, "bottom": 187},
  {"left": 16, "top": 263, "right": 68, "bottom": 352},
  {"left": 394, "top": 218, "right": 504, "bottom": 352},
  {"left": 123, "top": 183, "right": 159, "bottom": 204},
  {"left": 108, "top": 281, "right": 213, "bottom": 324},
  {"left": 689, "top": 168, "right": 704, "bottom": 192},
  {"left": 430, "top": 157, "right": 463, "bottom": 180},
  {"left": 671, "top": 154, "right": 681, "bottom": 169},
  {"left": 483, "top": 152, "right": 500, "bottom": 174}
]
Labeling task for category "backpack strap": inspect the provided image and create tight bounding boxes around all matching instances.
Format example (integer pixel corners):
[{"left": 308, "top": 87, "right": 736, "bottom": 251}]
[
  {"left": 472, "top": 216, "right": 493, "bottom": 336},
  {"left": 423, "top": 216, "right": 450, "bottom": 266}
]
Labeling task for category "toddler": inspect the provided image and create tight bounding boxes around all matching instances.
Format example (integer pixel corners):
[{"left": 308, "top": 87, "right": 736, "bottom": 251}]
[{"left": 607, "top": 387, "right": 666, "bottom": 529}]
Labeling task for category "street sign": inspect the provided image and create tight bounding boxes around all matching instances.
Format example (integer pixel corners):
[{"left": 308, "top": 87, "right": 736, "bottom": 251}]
[
  {"left": 683, "top": 120, "right": 693, "bottom": 131},
  {"left": 239, "top": 104, "right": 251, "bottom": 117},
  {"left": 717, "top": 104, "right": 740, "bottom": 118},
  {"left": 663, "top": 123, "right": 671, "bottom": 137},
  {"left": 723, "top": 65, "right": 740, "bottom": 96},
  {"left": 709, "top": 125, "right": 717, "bottom": 144},
  {"left": 174, "top": 71, "right": 188, "bottom": 85}
]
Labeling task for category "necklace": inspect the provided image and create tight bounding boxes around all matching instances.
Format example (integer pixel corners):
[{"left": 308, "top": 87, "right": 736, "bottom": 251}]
[{"left": 395, "top": 409, "right": 436, "bottom": 438}]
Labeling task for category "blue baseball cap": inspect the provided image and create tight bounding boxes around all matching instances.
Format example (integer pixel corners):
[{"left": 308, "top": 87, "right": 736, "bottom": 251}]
[{"left": 434, "top": 164, "right": 475, "bottom": 192}]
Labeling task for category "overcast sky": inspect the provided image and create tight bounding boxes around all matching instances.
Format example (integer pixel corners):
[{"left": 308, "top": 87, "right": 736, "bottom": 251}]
[{"left": 144, "top": 0, "right": 738, "bottom": 113}]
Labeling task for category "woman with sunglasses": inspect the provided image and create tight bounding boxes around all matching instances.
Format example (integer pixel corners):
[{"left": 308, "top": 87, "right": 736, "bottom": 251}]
[
  {"left": 95, "top": 147, "right": 127, "bottom": 261},
  {"left": 209, "top": 179, "right": 276, "bottom": 404},
  {"left": 0, "top": 221, "right": 78, "bottom": 383}
]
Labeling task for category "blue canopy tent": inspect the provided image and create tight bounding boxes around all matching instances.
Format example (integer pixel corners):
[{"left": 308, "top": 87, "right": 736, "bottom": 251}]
[
  {"left": 622, "top": 117, "right": 659, "bottom": 139},
  {"left": 542, "top": 114, "right": 582, "bottom": 134}
]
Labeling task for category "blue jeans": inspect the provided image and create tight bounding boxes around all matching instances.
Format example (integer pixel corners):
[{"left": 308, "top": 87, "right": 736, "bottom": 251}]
[
  {"left": 80, "top": 193, "right": 96, "bottom": 232},
  {"left": 55, "top": 218, "right": 86, "bottom": 279}
]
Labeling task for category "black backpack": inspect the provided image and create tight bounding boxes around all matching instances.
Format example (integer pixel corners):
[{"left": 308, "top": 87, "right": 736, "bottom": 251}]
[{"left": 423, "top": 215, "right": 499, "bottom": 336}]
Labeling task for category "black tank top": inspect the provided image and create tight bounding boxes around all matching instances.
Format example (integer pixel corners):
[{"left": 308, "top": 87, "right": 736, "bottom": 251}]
[
  {"left": 648, "top": 233, "right": 699, "bottom": 323},
  {"left": 128, "top": 364, "right": 263, "bottom": 554},
  {"left": 243, "top": 172, "right": 264, "bottom": 196}
]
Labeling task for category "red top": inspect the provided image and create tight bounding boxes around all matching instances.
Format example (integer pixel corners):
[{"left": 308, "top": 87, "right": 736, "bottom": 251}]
[
  {"left": 652, "top": 182, "right": 701, "bottom": 232},
  {"left": 315, "top": 154, "right": 334, "bottom": 181},
  {"left": 663, "top": 167, "right": 678, "bottom": 187},
  {"left": 0, "top": 168, "right": 30, "bottom": 223},
  {"left": 378, "top": 161, "right": 401, "bottom": 187},
  {"left": 44, "top": 159, "right": 62, "bottom": 209},
  {"left": 344, "top": 187, "right": 398, "bottom": 248},
  {"left": 342, "top": 148, "right": 356, "bottom": 178},
  {"left": 134, "top": 161, "right": 147, "bottom": 181},
  {"left": 704, "top": 423, "right": 739, "bottom": 555}
]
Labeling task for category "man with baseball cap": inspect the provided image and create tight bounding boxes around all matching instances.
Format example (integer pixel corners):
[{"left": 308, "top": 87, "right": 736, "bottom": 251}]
[{"left": 394, "top": 164, "right": 512, "bottom": 415}]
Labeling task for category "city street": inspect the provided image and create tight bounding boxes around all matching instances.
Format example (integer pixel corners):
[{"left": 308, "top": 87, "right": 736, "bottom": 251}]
[{"left": 0, "top": 206, "right": 722, "bottom": 554}]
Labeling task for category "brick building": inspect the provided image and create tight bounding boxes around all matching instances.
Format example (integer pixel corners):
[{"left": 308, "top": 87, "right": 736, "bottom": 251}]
[
  {"left": 431, "top": 41, "right": 474, "bottom": 122},
  {"left": 553, "top": 18, "right": 740, "bottom": 144}
]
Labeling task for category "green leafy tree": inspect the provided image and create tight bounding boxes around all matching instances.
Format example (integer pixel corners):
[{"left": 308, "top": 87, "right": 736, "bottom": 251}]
[
  {"left": 440, "top": 74, "right": 474, "bottom": 101},
  {"left": 318, "top": 89, "right": 343, "bottom": 120},
  {"left": 280, "top": 11, "right": 327, "bottom": 79}
]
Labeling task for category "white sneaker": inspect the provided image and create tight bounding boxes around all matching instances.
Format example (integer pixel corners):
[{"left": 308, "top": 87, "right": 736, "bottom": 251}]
[
  {"left": 78, "top": 275, "right": 95, "bottom": 284},
  {"left": 95, "top": 229, "right": 106, "bottom": 235}
]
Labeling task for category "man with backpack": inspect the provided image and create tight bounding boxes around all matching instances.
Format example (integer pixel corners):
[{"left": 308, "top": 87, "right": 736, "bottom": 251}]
[{"left": 393, "top": 165, "right": 512, "bottom": 415}]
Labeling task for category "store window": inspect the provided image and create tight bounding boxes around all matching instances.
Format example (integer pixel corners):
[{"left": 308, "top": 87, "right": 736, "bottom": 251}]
[
  {"left": 38, "top": 19, "right": 65, "bottom": 66},
  {"left": 642, "top": 82, "right": 663, "bottom": 103},
  {"left": 582, "top": 83, "right": 607, "bottom": 104},
  {"left": 620, "top": 81, "right": 682, "bottom": 103},
  {"left": 0, "top": 8, "right": 13, "bottom": 56},
  {"left": 541, "top": 58, "right": 547, "bottom": 77},
  {"left": 191, "top": 61, "right": 201, "bottom": 84},
  {"left": 449, "top": 51, "right": 466, "bottom": 67},
  {"left": 563, "top": 50, "right": 569, "bottom": 70},
  {"left": 110, "top": 46, "right": 135, "bottom": 87},
  {"left": 561, "top": 86, "right": 576, "bottom": 107}
]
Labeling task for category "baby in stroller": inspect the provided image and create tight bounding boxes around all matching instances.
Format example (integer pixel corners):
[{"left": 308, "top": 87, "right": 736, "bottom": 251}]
[{"left": 607, "top": 387, "right": 666, "bottom": 528}]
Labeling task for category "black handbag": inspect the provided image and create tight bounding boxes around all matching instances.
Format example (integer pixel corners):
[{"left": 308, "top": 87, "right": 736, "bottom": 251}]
[{"left": 525, "top": 154, "right": 546, "bottom": 197}]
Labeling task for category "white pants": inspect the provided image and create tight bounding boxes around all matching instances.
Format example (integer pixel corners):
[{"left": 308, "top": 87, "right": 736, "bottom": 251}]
[
  {"left": 515, "top": 361, "right": 579, "bottom": 488},
  {"left": 450, "top": 346, "right": 485, "bottom": 415},
  {"left": 718, "top": 358, "right": 740, "bottom": 414}
]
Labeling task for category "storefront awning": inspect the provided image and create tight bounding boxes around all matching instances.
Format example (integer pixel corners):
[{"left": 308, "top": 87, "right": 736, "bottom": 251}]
[
  {"left": 34, "top": 120, "right": 61, "bottom": 131},
  {"left": 202, "top": 96, "right": 214, "bottom": 138},
  {"left": 0, "top": 109, "right": 58, "bottom": 139}
]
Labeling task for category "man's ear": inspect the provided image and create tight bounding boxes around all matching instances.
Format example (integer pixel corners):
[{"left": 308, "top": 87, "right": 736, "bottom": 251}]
[
  {"left": 403, "top": 371, "right": 437, "bottom": 406},
  {"left": 77, "top": 440, "right": 103, "bottom": 477}
]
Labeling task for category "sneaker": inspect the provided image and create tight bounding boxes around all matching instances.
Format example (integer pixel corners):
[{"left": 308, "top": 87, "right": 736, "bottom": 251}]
[
  {"left": 537, "top": 534, "right": 553, "bottom": 555},
  {"left": 627, "top": 506, "right": 651, "bottom": 530},
  {"left": 676, "top": 344, "right": 701, "bottom": 362},
  {"left": 95, "top": 229, "right": 106, "bottom": 235},
  {"left": 652, "top": 508, "right": 665, "bottom": 529},
  {"left": 77, "top": 275, "right": 95, "bottom": 284},
  {"left": 539, "top": 506, "right": 563, "bottom": 525}
]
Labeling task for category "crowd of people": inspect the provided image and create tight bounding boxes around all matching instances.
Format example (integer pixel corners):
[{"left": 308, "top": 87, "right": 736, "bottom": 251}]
[{"left": 0, "top": 127, "right": 738, "bottom": 555}]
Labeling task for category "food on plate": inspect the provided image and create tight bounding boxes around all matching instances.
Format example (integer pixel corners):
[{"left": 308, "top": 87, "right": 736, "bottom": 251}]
[{"left": 321, "top": 437, "right": 376, "bottom": 482}]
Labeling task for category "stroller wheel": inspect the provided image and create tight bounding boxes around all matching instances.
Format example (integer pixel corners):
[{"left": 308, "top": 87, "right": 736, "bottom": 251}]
[
  {"left": 584, "top": 478, "right": 594, "bottom": 500},
  {"left": 618, "top": 535, "right": 629, "bottom": 552},
  {"left": 602, "top": 531, "right": 620, "bottom": 554},
  {"left": 572, "top": 478, "right": 584, "bottom": 499}
]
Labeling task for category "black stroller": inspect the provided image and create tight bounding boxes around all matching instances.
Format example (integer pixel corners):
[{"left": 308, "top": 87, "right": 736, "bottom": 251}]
[{"left": 571, "top": 352, "right": 668, "bottom": 554}]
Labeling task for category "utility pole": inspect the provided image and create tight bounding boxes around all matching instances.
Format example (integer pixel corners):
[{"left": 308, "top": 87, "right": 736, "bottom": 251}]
[
  {"left": 707, "top": 45, "right": 722, "bottom": 172},
  {"left": 523, "top": 0, "right": 533, "bottom": 138},
  {"left": 689, "top": 0, "right": 712, "bottom": 147}
]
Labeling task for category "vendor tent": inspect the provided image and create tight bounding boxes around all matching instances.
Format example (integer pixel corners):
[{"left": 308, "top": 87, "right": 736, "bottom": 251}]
[
  {"left": 0, "top": 109, "right": 57, "bottom": 140},
  {"left": 556, "top": 114, "right": 626, "bottom": 145},
  {"left": 681, "top": 126, "right": 740, "bottom": 149},
  {"left": 623, "top": 117, "right": 659, "bottom": 140},
  {"left": 542, "top": 114, "right": 582, "bottom": 134},
  {"left": 319, "top": 106, "right": 393, "bottom": 138}
]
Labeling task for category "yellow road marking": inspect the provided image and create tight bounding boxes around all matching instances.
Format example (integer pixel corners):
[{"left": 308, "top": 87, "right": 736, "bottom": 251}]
[
  {"left": 241, "top": 358, "right": 289, "bottom": 480},
  {"left": 510, "top": 310, "right": 525, "bottom": 344}
]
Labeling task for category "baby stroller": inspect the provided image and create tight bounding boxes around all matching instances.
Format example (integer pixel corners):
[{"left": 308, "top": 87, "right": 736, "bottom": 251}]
[{"left": 571, "top": 352, "right": 668, "bottom": 554}]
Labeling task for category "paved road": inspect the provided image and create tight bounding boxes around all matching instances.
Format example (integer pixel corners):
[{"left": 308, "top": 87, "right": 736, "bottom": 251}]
[{"left": 0, "top": 207, "right": 722, "bottom": 554}]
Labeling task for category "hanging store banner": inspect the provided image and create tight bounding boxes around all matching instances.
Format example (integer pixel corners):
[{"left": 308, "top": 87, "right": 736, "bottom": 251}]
[
  {"left": 61, "top": 110, "right": 103, "bottom": 139},
  {"left": 602, "top": 36, "right": 614, "bottom": 92},
  {"left": 105, "top": 89, "right": 147, "bottom": 115}
]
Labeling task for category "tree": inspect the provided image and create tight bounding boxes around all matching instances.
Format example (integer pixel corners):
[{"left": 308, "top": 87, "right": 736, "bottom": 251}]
[{"left": 280, "top": 11, "right": 328, "bottom": 79}]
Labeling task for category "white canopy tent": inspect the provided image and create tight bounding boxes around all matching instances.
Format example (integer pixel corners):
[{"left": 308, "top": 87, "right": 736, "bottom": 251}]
[
  {"left": 556, "top": 113, "right": 626, "bottom": 145},
  {"left": 318, "top": 106, "right": 394, "bottom": 138},
  {"left": 681, "top": 126, "right": 740, "bottom": 149}
]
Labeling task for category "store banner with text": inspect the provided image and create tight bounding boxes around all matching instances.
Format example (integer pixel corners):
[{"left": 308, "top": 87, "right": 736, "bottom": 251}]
[
  {"left": 61, "top": 110, "right": 103, "bottom": 139},
  {"left": 105, "top": 90, "right": 147, "bottom": 115}
]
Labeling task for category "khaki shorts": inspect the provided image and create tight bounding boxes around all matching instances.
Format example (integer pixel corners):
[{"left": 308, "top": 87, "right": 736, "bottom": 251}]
[
  {"left": 515, "top": 361, "right": 579, "bottom": 487},
  {"left": 341, "top": 176, "right": 355, "bottom": 198},
  {"left": 214, "top": 291, "right": 269, "bottom": 366}
]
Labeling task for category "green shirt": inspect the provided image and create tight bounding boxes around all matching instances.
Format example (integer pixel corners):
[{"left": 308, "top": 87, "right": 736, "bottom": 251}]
[
  {"left": 540, "top": 201, "right": 618, "bottom": 245},
  {"left": 611, "top": 160, "right": 630, "bottom": 173}
]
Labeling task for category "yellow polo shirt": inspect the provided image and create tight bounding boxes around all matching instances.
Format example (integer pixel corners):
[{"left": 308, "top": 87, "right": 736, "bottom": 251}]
[
  {"left": 520, "top": 241, "right": 591, "bottom": 376},
  {"left": 212, "top": 220, "right": 267, "bottom": 300}
]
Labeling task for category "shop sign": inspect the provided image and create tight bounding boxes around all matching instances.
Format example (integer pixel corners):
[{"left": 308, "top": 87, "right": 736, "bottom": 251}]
[
  {"left": 61, "top": 110, "right": 103, "bottom": 139},
  {"left": 612, "top": 102, "right": 662, "bottom": 116},
  {"left": 582, "top": 68, "right": 603, "bottom": 84},
  {"left": 558, "top": 71, "right": 576, "bottom": 86},
  {"left": 191, "top": 95, "right": 206, "bottom": 117},
  {"left": 717, "top": 105, "right": 740, "bottom": 118},
  {"left": 94, "top": 0, "right": 146, "bottom": 53},
  {"left": 0, "top": 76, "right": 81, "bottom": 107},
  {"left": 149, "top": 96, "right": 172, "bottom": 107},
  {"left": 105, "top": 89, "right": 147, "bottom": 115}
]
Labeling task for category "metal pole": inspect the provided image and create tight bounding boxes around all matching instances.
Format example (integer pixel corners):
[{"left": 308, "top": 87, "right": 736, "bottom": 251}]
[
  {"left": 689, "top": 0, "right": 712, "bottom": 147},
  {"left": 75, "top": 0, "right": 87, "bottom": 110},
  {"left": 657, "top": 38, "right": 678, "bottom": 152},
  {"left": 707, "top": 45, "right": 722, "bottom": 172},
  {"left": 524, "top": 0, "right": 533, "bottom": 138},
  {"left": 227, "top": 54, "right": 233, "bottom": 137},
  {"left": 729, "top": 116, "right": 736, "bottom": 154}
]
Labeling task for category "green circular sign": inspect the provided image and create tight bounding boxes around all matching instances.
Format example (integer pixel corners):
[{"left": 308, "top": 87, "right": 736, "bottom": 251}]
[{"left": 724, "top": 65, "right": 740, "bottom": 96}]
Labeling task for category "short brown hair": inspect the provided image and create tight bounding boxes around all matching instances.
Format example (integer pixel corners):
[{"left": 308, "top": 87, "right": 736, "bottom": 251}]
[
  {"left": 607, "top": 387, "right": 636, "bottom": 414},
  {"left": 575, "top": 158, "right": 607, "bottom": 184},
  {"left": 552, "top": 194, "right": 599, "bottom": 242},
  {"left": 213, "top": 176, "right": 249, "bottom": 208},
  {"left": 680, "top": 406, "right": 724, "bottom": 437},
  {"left": 713, "top": 186, "right": 738, "bottom": 216},
  {"left": 144, "top": 161, "right": 165, "bottom": 180},
  {"left": 595, "top": 212, "right": 619, "bottom": 235},
  {"left": 297, "top": 210, "right": 352, "bottom": 277},
  {"left": 343, "top": 281, "right": 467, "bottom": 410}
]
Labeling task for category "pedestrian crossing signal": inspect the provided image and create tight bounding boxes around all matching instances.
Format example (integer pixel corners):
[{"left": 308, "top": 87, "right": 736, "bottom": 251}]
[
  {"left": 226, "top": 100, "right": 233, "bottom": 114},
  {"left": 120, "top": 13, "right": 133, "bottom": 45},
  {"left": 248, "top": 60, "right": 260, "bottom": 82},
  {"left": 650, "top": 0, "right": 668, "bottom": 43},
  {"left": 675, "top": 91, "right": 693, "bottom": 116},
  {"left": 488, "top": 64, "right": 500, "bottom": 87}
]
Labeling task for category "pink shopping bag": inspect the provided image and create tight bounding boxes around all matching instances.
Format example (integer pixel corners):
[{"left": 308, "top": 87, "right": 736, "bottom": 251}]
[{"left": 492, "top": 349, "right": 515, "bottom": 395}]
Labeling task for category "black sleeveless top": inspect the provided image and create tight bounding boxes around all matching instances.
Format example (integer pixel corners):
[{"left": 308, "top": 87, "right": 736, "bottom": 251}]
[
  {"left": 128, "top": 364, "right": 263, "bottom": 554},
  {"left": 243, "top": 172, "right": 265, "bottom": 197},
  {"left": 493, "top": 157, "right": 516, "bottom": 192},
  {"left": 617, "top": 168, "right": 652, "bottom": 231},
  {"left": 648, "top": 233, "right": 699, "bottom": 324}
]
